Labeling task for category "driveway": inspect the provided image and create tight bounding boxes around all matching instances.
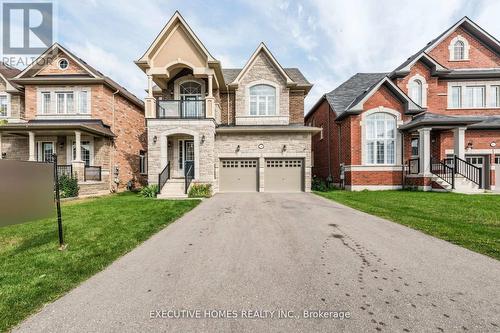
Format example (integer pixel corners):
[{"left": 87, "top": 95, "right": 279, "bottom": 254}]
[{"left": 14, "top": 193, "right": 500, "bottom": 333}]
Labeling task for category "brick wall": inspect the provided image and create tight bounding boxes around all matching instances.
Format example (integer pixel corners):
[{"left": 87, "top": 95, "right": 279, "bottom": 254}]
[
  {"left": 289, "top": 90, "right": 305, "bottom": 124},
  {"left": 38, "top": 52, "right": 89, "bottom": 75}
]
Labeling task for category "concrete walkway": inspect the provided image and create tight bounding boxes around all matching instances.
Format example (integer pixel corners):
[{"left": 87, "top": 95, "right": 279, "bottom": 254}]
[{"left": 14, "top": 193, "right": 500, "bottom": 332}]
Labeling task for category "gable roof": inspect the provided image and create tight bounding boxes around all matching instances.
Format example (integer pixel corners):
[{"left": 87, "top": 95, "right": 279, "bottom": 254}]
[
  {"left": 230, "top": 43, "right": 295, "bottom": 86},
  {"left": 13, "top": 43, "right": 143, "bottom": 108},
  {"left": 222, "top": 67, "right": 311, "bottom": 87},
  {"left": 136, "top": 11, "right": 217, "bottom": 67},
  {"left": 0, "top": 62, "right": 22, "bottom": 92}
]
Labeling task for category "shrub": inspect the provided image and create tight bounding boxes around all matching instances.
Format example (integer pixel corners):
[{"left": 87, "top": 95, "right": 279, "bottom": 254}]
[
  {"left": 139, "top": 184, "right": 159, "bottom": 198},
  {"left": 58, "top": 174, "right": 79, "bottom": 198},
  {"left": 188, "top": 183, "right": 212, "bottom": 198},
  {"left": 312, "top": 177, "right": 328, "bottom": 192}
]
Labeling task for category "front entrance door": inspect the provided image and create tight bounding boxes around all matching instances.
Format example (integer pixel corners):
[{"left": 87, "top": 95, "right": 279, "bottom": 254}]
[
  {"left": 41, "top": 142, "right": 54, "bottom": 162},
  {"left": 178, "top": 139, "right": 194, "bottom": 178}
]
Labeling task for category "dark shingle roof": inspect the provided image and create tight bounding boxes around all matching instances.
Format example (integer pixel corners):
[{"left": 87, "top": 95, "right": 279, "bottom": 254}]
[
  {"left": 221, "top": 68, "right": 311, "bottom": 86},
  {"left": 399, "top": 112, "right": 486, "bottom": 131},
  {"left": 0, "top": 62, "right": 21, "bottom": 78},
  {"left": 324, "top": 73, "right": 388, "bottom": 115}
]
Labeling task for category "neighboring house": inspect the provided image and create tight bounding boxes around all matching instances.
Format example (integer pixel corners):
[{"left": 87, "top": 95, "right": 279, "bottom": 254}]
[
  {"left": 0, "top": 44, "right": 147, "bottom": 196},
  {"left": 306, "top": 16, "right": 500, "bottom": 193},
  {"left": 135, "top": 11, "right": 318, "bottom": 197}
]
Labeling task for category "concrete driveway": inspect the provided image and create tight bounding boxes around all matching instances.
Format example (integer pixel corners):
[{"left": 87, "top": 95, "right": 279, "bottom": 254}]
[{"left": 14, "top": 193, "right": 500, "bottom": 333}]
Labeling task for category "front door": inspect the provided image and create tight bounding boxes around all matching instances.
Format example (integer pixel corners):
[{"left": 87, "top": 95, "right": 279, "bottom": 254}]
[
  {"left": 177, "top": 139, "right": 194, "bottom": 178},
  {"left": 41, "top": 142, "right": 54, "bottom": 162}
]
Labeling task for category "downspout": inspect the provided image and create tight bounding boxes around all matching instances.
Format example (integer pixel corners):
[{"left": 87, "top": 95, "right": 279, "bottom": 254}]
[
  {"left": 226, "top": 85, "right": 230, "bottom": 124},
  {"left": 111, "top": 89, "right": 120, "bottom": 192}
]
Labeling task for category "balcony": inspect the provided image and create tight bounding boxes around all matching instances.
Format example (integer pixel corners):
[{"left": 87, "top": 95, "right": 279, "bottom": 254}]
[{"left": 156, "top": 100, "right": 206, "bottom": 119}]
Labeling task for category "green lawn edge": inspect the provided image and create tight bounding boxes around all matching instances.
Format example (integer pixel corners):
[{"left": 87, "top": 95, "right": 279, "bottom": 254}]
[
  {"left": 314, "top": 190, "right": 500, "bottom": 261},
  {"left": 0, "top": 193, "right": 200, "bottom": 332}
]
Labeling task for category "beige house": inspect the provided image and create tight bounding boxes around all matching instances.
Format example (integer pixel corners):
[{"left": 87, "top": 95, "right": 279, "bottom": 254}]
[
  {"left": 136, "top": 11, "right": 319, "bottom": 197},
  {"left": 0, "top": 44, "right": 147, "bottom": 196}
]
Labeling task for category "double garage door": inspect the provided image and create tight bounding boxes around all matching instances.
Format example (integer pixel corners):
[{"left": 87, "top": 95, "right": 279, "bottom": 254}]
[{"left": 219, "top": 158, "right": 303, "bottom": 192}]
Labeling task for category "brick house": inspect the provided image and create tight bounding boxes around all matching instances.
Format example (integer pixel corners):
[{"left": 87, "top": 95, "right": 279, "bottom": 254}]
[
  {"left": 0, "top": 44, "right": 147, "bottom": 196},
  {"left": 136, "top": 11, "right": 319, "bottom": 197},
  {"left": 306, "top": 17, "right": 500, "bottom": 193}
]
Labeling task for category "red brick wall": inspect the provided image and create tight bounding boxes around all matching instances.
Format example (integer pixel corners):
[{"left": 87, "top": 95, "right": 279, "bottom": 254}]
[
  {"left": 308, "top": 99, "right": 336, "bottom": 181},
  {"left": 428, "top": 27, "right": 500, "bottom": 69},
  {"left": 349, "top": 171, "right": 403, "bottom": 186}
]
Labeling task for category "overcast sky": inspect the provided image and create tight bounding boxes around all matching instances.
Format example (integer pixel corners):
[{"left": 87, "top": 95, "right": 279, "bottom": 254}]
[{"left": 51, "top": 0, "right": 500, "bottom": 111}]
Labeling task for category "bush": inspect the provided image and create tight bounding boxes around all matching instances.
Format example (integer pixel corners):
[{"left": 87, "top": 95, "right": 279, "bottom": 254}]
[
  {"left": 312, "top": 177, "right": 328, "bottom": 192},
  {"left": 188, "top": 183, "right": 212, "bottom": 198},
  {"left": 139, "top": 184, "right": 159, "bottom": 198},
  {"left": 58, "top": 174, "right": 79, "bottom": 198}
]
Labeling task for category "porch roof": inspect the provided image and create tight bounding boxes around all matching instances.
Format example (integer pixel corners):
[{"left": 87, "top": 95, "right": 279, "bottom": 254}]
[
  {"left": 0, "top": 119, "right": 115, "bottom": 137},
  {"left": 399, "top": 112, "right": 489, "bottom": 131}
]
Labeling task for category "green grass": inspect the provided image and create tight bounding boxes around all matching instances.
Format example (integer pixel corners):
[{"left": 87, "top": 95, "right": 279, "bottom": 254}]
[
  {"left": 0, "top": 193, "right": 200, "bottom": 332},
  {"left": 316, "top": 190, "right": 500, "bottom": 260}
]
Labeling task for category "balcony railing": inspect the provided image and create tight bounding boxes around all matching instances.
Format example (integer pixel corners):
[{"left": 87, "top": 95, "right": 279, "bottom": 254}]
[
  {"left": 157, "top": 99, "right": 206, "bottom": 119},
  {"left": 84, "top": 166, "right": 102, "bottom": 182}
]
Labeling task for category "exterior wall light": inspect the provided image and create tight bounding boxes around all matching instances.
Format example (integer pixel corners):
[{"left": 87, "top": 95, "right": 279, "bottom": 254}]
[
  {"left": 282, "top": 144, "right": 287, "bottom": 152},
  {"left": 153, "top": 135, "right": 157, "bottom": 144},
  {"left": 491, "top": 141, "right": 497, "bottom": 148},
  {"left": 201, "top": 135, "right": 206, "bottom": 144},
  {"left": 467, "top": 141, "right": 473, "bottom": 149},
  {"left": 236, "top": 145, "right": 240, "bottom": 152}
]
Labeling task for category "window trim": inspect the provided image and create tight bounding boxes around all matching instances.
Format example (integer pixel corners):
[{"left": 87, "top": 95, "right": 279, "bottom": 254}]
[
  {"left": 406, "top": 74, "right": 428, "bottom": 107},
  {"left": 0, "top": 93, "right": 11, "bottom": 118},
  {"left": 447, "top": 81, "right": 500, "bottom": 109},
  {"left": 245, "top": 80, "right": 280, "bottom": 117},
  {"left": 361, "top": 107, "right": 401, "bottom": 166},
  {"left": 37, "top": 87, "right": 91, "bottom": 115},
  {"left": 448, "top": 35, "right": 470, "bottom": 61}
]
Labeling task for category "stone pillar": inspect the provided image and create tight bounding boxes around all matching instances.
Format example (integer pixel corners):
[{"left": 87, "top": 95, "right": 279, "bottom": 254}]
[
  {"left": 28, "top": 131, "right": 36, "bottom": 161},
  {"left": 453, "top": 127, "right": 466, "bottom": 159},
  {"left": 74, "top": 130, "right": 82, "bottom": 162},
  {"left": 418, "top": 127, "right": 431, "bottom": 175},
  {"left": 207, "top": 74, "right": 213, "bottom": 98},
  {"left": 72, "top": 161, "right": 85, "bottom": 182},
  {"left": 147, "top": 75, "right": 153, "bottom": 97}
]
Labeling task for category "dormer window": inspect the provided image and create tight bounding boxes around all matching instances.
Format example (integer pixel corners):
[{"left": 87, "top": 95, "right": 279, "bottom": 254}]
[
  {"left": 449, "top": 35, "right": 469, "bottom": 61},
  {"left": 407, "top": 74, "right": 427, "bottom": 107},
  {"left": 249, "top": 84, "right": 276, "bottom": 116},
  {"left": 453, "top": 41, "right": 465, "bottom": 60}
]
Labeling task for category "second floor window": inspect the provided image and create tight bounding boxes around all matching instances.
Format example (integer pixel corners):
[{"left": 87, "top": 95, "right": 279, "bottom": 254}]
[
  {"left": 249, "top": 84, "right": 276, "bottom": 116},
  {"left": 453, "top": 40, "right": 465, "bottom": 60},
  {"left": 57, "top": 92, "right": 74, "bottom": 114},
  {"left": 465, "top": 86, "right": 485, "bottom": 108},
  {"left": 492, "top": 86, "right": 500, "bottom": 108},
  {"left": 409, "top": 79, "right": 423, "bottom": 106},
  {"left": 451, "top": 86, "right": 461, "bottom": 108},
  {"left": 41, "top": 90, "right": 89, "bottom": 114},
  {"left": 0, "top": 95, "right": 8, "bottom": 117}
]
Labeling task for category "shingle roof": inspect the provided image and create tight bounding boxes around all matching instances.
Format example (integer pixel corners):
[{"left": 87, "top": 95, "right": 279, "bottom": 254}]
[
  {"left": 0, "top": 62, "right": 21, "bottom": 78},
  {"left": 399, "top": 112, "right": 485, "bottom": 131},
  {"left": 221, "top": 68, "right": 311, "bottom": 86},
  {"left": 324, "top": 73, "right": 388, "bottom": 115}
]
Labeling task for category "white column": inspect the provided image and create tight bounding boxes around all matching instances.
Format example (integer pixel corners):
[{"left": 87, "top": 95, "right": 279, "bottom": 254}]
[
  {"left": 74, "top": 130, "right": 82, "bottom": 162},
  {"left": 147, "top": 75, "right": 153, "bottom": 97},
  {"left": 418, "top": 127, "right": 431, "bottom": 175},
  {"left": 453, "top": 127, "right": 466, "bottom": 159},
  {"left": 28, "top": 131, "right": 36, "bottom": 161},
  {"left": 207, "top": 74, "right": 213, "bottom": 98}
]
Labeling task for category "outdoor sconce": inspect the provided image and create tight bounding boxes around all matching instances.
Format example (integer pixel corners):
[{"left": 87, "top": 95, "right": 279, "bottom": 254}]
[
  {"left": 153, "top": 135, "right": 158, "bottom": 144},
  {"left": 236, "top": 145, "right": 240, "bottom": 152},
  {"left": 201, "top": 135, "right": 206, "bottom": 144},
  {"left": 491, "top": 141, "right": 497, "bottom": 148},
  {"left": 467, "top": 141, "right": 473, "bottom": 149},
  {"left": 1, "top": 153, "right": 6, "bottom": 159},
  {"left": 282, "top": 144, "right": 287, "bottom": 152}
]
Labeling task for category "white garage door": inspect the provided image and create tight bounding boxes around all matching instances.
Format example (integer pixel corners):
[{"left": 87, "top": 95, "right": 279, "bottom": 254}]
[
  {"left": 219, "top": 159, "right": 258, "bottom": 192},
  {"left": 265, "top": 159, "right": 304, "bottom": 192}
]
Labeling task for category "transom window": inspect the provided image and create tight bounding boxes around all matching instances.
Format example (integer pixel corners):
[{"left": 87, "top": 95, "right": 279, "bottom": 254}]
[
  {"left": 0, "top": 95, "right": 8, "bottom": 117},
  {"left": 365, "top": 113, "right": 396, "bottom": 165},
  {"left": 409, "top": 79, "right": 423, "bottom": 106},
  {"left": 453, "top": 40, "right": 465, "bottom": 60},
  {"left": 249, "top": 84, "right": 276, "bottom": 116}
]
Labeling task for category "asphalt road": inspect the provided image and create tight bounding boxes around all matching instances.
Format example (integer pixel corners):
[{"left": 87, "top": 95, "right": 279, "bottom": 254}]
[{"left": 14, "top": 193, "right": 500, "bottom": 333}]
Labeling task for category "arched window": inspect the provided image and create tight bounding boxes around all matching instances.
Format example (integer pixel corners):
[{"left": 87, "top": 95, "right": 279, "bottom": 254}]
[
  {"left": 249, "top": 84, "right": 276, "bottom": 115},
  {"left": 453, "top": 40, "right": 465, "bottom": 60},
  {"left": 179, "top": 81, "right": 202, "bottom": 100},
  {"left": 365, "top": 113, "right": 396, "bottom": 165},
  {"left": 410, "top": 79, "right": 423, "bottom": 106}
]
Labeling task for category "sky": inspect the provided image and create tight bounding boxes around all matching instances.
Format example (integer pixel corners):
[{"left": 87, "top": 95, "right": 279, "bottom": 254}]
[{"left": 20, "top": 0, "right": 500, "bottom": 111}]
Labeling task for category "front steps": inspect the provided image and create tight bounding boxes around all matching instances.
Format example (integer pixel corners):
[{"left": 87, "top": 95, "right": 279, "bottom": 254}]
[
  {"left": 432, "top": 175, "right": 484, "bottom": 194},
  {"left": 157, "top": 178, "right": 188, "bottom": 199}
]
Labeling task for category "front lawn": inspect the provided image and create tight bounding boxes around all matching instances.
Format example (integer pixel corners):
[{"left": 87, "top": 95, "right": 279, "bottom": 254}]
[
  {"left": 0, "top": 193, "right": 200, "bottom": 332},
  {"left": 316, "top": 190, "right": 500, "bottom": 260}
]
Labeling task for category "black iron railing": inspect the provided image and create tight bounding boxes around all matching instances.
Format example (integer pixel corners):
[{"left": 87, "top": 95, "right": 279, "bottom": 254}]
[
  {"left": 454, "top": 156, "right": 482, "bottom": 188},
  {"left": 430, "top": 158, "right": 454, "bottom": 189},
  {"left": 184, "top": 161, "right": 194, "bottom": 194},
  {"left": 57, "top": 165, "right": 73, "bottom": 178},
  {"left": 84, "top": 166, "right": 102, "bottom": 182},
  {"left": 158, "top": 162, "right": 170, "bottom": 193},
  {"left": 157, "top": 100, "right": 205, "bottom": 119},
  {"left": 406, "top": 158, "right": 420, "bottom": 175}
]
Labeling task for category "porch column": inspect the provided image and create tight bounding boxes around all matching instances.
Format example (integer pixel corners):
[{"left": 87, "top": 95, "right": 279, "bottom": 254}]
[
  {"left": 147, "top": 75, "right": 153, "bottom": 97},
  {"left": 453, "top": 127, "right": 466, "bottom": 159},
  {"left": 28, "top": 131, "right": 36, "bottom": 161},
  {"left": 74, "top": 130, "right": 82, "bottom": 162},
  {"left": 207, "top": 74, "right": 213, "bottom": 98},
  {"left": 418, "top": 127, "right": 431, "bottom": 175},
  {"left": 205, "top": 74, "right": 214, "bottom": 118},
  {"left": 145, "top": 75, "right": 156, "bottom": 118}
]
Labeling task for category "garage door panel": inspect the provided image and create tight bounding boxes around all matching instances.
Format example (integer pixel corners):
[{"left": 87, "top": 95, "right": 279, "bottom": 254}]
[
  {"left": 265, "top": 159, "right": 303, "bottom": 192},
  {"left": 219, "top": 159, "right": 258, "bottom": 192}
]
